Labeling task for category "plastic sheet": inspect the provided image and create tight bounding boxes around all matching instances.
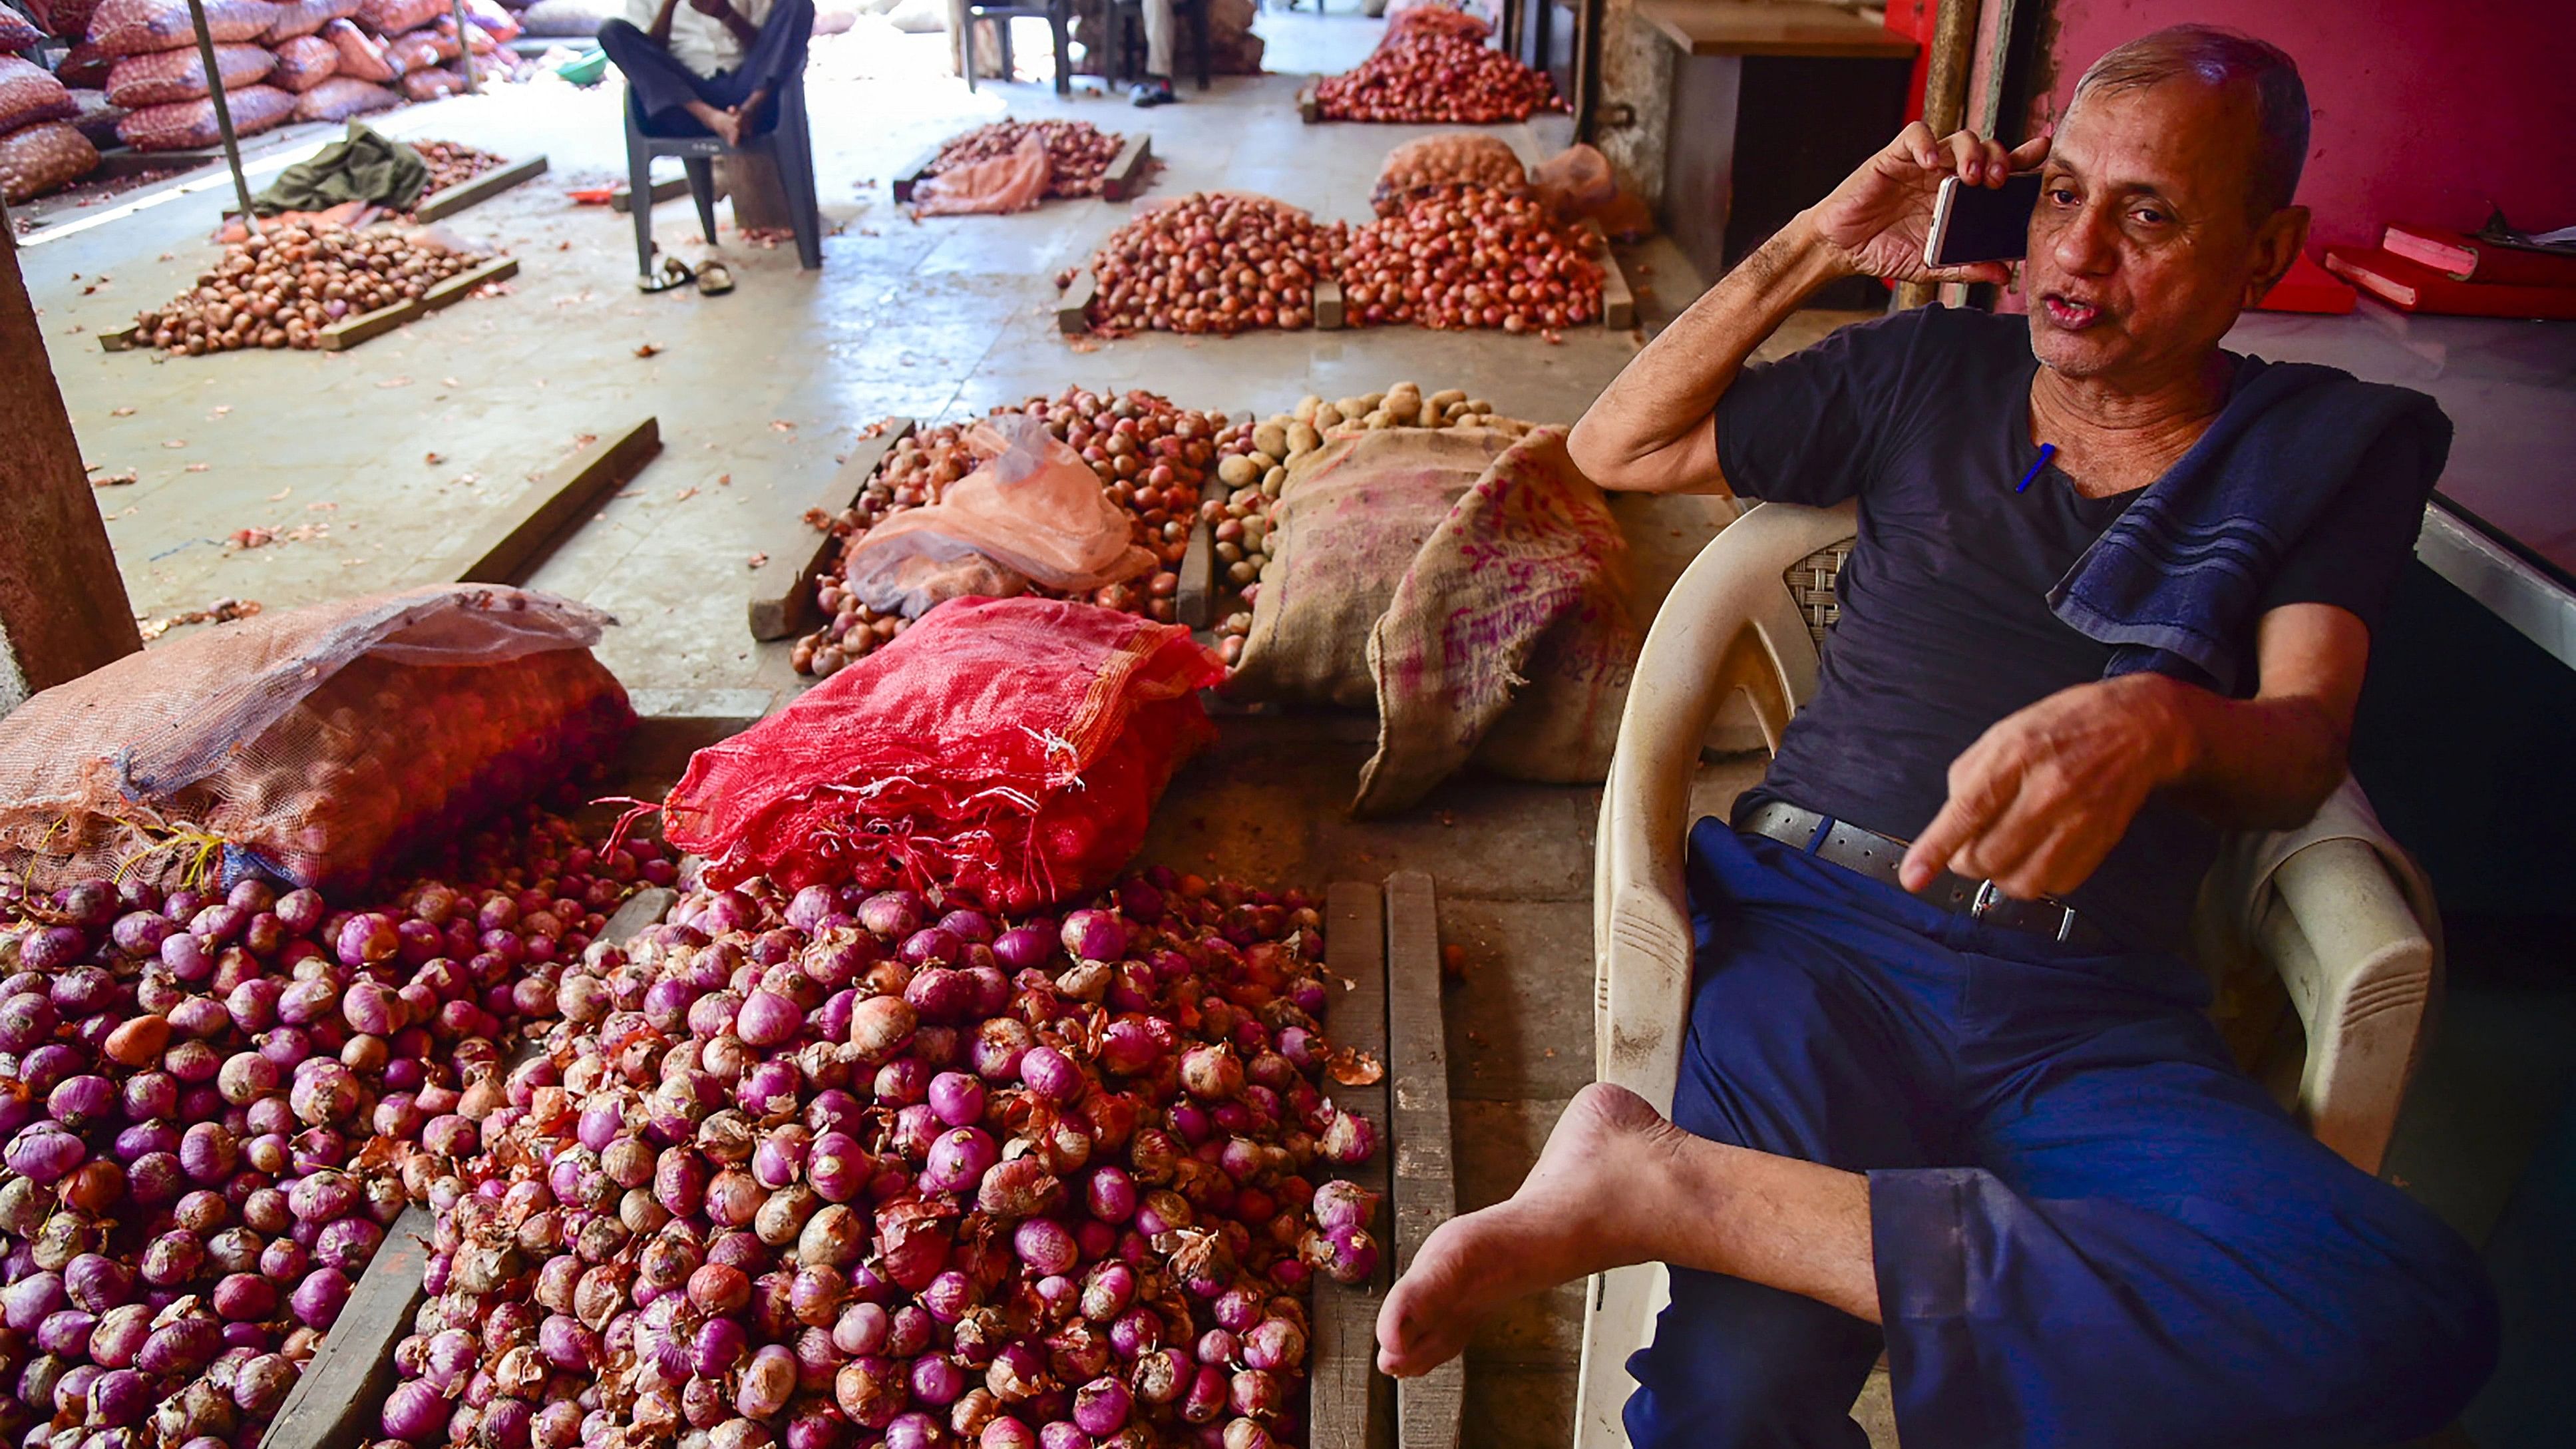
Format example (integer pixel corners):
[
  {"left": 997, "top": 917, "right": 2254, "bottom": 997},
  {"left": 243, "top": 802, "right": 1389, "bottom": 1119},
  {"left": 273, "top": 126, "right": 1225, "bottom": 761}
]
[{"left": 909, "top": 130, "right": 1049, "bottom": 216}]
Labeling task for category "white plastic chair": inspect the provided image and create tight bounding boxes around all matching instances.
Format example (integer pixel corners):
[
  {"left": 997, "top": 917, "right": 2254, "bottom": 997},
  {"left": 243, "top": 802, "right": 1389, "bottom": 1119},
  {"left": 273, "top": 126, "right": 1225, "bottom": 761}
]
[{"left": 1574, "top": 500, "right": 2443, "bottom": 1448}]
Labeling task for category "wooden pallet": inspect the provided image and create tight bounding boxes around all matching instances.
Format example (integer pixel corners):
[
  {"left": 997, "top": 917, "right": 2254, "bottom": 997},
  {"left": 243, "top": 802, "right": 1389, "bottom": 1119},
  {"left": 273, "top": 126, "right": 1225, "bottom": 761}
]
[
  {"left": 1299, "top": 74, "right": 1324, "bottom": 123},
  {"left": 1587, "top": 220, "right": 1636, "bottom": 330},
  {"left": 747, "top": 417, "right": 919, "bottom": 640},
  {"left": 610, "top": 176, "right": 690, "bottom": 212},
  {"left": 888, "top": 142, "right": 944, "bottom": 203},
  {"left": 1056, "top": 268, "right": 1099, "bottom": 334},
  {"left": 1315, "top": 277, "right": 1347, "bottom": 330},
  {"left": 98, "top": 254, "right": 517, "bottom": 354},
  {"left": 427, "top": 415, "right": 663, "bottom": 586},
  {"left": 413, "top": 154, "right": 550, "bottom": 222},
  {"left": 1175, "top": 518, "right": 1216, "bottom": 630},
  {"left": 1100, "top": 132, "right": 1154, "bottom": 201}
]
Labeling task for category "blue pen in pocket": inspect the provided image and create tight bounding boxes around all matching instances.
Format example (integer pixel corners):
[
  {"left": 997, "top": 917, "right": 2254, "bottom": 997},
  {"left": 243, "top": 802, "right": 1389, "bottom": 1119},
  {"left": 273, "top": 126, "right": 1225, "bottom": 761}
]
[{"left": 2016, "top": 442, "right": 2057, "bottom": 494}]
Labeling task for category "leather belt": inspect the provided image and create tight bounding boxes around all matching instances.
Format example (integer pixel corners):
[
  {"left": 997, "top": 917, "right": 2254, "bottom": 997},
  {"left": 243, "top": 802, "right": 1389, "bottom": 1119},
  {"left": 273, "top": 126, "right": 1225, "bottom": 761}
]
[{"left": 1733, "top": 799, "right": 2112, "bottom": 950}]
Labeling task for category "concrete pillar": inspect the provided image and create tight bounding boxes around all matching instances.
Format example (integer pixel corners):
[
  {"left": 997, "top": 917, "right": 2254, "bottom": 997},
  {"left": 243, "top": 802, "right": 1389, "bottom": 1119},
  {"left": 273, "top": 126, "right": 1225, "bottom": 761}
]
[{"left": 0, "top": 227, "right": 142, "bottom": 714}]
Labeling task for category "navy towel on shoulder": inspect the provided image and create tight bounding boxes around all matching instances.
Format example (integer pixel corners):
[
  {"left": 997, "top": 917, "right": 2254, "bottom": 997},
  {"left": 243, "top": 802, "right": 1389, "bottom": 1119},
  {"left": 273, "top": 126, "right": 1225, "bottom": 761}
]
[{"left": 2049, "top": 357, "right": 2453, "bottom": 695}]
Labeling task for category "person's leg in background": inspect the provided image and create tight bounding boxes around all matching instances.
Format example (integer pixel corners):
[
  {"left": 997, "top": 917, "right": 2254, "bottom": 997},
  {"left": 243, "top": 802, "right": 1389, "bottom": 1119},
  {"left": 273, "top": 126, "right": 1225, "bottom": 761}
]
[
  {"left": 1131, "top": 0, "right": 1175, "bottom": 105},
  {"left": 1867, "top": 931, "right": 2501, "bottom": 1449},
  {"left": 598, "top": 18, "right": 724, "bottom": 132}
]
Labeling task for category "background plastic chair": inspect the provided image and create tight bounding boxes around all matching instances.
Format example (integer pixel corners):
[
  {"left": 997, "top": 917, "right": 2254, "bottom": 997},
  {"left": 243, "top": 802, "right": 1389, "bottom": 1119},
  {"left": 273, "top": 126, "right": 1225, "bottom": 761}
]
[
  {"left": 623, "top": 67, "right": 823, "bottom": 274},
  {"left": 961, "top": 0, "right": 1073, "bottom": 93},
  {"left": 1573, "top": 499, "right": 2444, "bottom": 1448},
  {"left": 1105, "top": 0, "right": 1210, "bottom": 91}
]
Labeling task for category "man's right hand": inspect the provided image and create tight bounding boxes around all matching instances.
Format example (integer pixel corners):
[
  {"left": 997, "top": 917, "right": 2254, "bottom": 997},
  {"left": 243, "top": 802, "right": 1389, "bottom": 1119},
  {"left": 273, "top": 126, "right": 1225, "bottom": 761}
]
[
  {"left": 1805, "top": 121, "right": 2052, "bottom": 288},
  {"left": 685, "top": 0, "right": 731, "bottom": 16}
]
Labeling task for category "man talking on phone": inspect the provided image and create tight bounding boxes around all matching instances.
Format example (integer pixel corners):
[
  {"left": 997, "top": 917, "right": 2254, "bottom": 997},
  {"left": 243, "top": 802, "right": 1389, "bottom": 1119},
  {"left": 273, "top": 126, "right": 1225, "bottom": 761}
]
[
  {"left": 598, "top": 0, "right": 812, "bottom": 145},
  {"left": 1374, "top": 24, "right": 2496, "bottom": 1448}
]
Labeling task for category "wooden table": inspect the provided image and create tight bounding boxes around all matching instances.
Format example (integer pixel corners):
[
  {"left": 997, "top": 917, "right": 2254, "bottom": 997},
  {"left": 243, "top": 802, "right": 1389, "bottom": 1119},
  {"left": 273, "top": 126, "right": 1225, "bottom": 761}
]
[{"left": 1642, "top": 1, "right": 1915, "bottom": 306}]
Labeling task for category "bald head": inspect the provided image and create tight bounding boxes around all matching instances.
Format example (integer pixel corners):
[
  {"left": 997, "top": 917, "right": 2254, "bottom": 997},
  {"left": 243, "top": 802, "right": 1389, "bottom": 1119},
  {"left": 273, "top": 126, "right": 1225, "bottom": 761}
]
[{"left": 2068, "top": 25, "right": 2308, "bottom": 221}]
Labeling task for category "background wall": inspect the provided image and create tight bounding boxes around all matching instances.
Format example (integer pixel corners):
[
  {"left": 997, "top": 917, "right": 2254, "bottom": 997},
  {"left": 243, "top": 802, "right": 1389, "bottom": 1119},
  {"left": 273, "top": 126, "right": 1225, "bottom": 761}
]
[{"left": 2034, "top": 0, "right": 2576, "bottom": 252}]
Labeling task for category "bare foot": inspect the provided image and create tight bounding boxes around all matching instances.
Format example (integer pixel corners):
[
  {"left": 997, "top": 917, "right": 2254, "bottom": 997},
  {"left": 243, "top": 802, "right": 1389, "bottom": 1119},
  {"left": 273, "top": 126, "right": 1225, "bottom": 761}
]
[
  {"left": 1376, "top": 1082, "right": 1686, "bottom": 1378},
  {"left": 683, "top": 100, "right": 745, "bottom": 145}
]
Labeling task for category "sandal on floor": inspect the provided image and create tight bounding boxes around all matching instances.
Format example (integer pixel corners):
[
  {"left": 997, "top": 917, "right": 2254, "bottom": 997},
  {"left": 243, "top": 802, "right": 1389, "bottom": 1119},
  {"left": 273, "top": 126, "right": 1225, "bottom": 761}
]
[
  {"left": 637, "top": 256, "right": 696, "bottom": 294},
  {"left": 695, "top": 260, "right": 735, "bottom": 296}
]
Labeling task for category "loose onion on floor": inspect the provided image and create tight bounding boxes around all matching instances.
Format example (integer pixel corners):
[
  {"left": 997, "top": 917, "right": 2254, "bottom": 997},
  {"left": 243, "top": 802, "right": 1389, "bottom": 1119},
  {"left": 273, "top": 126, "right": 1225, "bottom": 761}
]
[
  {"left": 410, "top": 140, "right": 510, "bottom": 200},
  {"left": 130, "top": 224, "right": 494, "bottom": 355},
  {"left": 1314, "top": 33, "right": 1561, "bottom": 124},
  {"left": 927, "top": 121, "right": 1131, "bottom": 200},
  {"left": 1065, "top": 194, "right": 1345, "bottom": 337},
  {"left": 1338, "top": 186, "right": 1602, "bottom": 333}
]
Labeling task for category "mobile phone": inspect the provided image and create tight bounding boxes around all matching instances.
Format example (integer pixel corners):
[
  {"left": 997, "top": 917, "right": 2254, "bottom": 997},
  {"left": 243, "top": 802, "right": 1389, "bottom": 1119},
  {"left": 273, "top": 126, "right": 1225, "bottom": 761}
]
[{"left": 1923, "top": 172, "right": 2043, "bottom": 269}]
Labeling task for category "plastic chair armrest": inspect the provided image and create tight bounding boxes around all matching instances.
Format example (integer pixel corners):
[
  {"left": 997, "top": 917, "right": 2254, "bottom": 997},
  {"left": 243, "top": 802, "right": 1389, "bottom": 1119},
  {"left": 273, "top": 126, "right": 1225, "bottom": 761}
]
[{"left": 2255, "top": 835, "right": 2436, "bottom": 1174}]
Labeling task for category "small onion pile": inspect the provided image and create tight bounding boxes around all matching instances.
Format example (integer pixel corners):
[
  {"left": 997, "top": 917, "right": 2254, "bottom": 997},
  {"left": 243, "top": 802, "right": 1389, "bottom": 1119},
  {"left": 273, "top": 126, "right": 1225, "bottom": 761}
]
[
  {"left": 130, "top": 224, "right": 494, "bottom": 355},
  {"left": 926, "top": 122, "right": 1129, "bottom": 200},
  {"left": 412, "top": 142, "right": 512, "bottom": 202},
  {"left": 0, "top": 815, "right": 666, "bottom": 1449},
  {"left": 794, "top": 390, "right": 1254, "bottom": 677},
  {"left": 1338, "top": 186, "right": 1602, "bottom": 333},
  {"left": 1065, "top": 194, "right": 1345, "bottom": 337},
  {"left": 1198, "top": 385, "right": 1519, "bottom": 665},
  {"left": 1314, "top": 33, "right": 1561, "bottom": 124},
  {"left": 382, "top": 866, "right": 1384, "bottom": 1449}
]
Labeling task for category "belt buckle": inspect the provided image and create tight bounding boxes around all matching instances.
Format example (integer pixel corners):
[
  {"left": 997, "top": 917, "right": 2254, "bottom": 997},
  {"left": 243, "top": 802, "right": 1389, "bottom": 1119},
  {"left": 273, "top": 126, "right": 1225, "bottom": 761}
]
[{"left": 1970, "top": 880, "right": 2080, "bottom": 944}]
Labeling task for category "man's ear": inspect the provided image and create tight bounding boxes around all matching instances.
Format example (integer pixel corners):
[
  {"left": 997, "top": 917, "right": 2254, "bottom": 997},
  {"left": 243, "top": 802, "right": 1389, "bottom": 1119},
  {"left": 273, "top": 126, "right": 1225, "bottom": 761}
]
[{"left": 2244, "top": 204, "right": 2310, "bottom": 308}]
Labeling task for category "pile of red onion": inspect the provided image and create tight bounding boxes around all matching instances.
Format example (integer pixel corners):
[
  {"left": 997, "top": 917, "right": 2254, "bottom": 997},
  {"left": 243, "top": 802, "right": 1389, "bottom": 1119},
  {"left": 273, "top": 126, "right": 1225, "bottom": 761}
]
[
  {"left": 1314, "top": 33, "right": 1562, "bottom": 124},
  {"left": 926, "top": 122, "right": 1131, "bottom": 200},
  {"left": 793, "top": 391, "right": 1255, "bottom": 677},
  {"left": 381, "top": 865, "right": 1383, "bottom": 1449},
  {"left": 1338, "top": 187, "right": 1602, "bottom": 333},
  {"left": 1067, "top": 195, "right": 1344, "bottom": 337},
  {"left": 0, "top": 815, "right": 665, "bottom": 1449}
]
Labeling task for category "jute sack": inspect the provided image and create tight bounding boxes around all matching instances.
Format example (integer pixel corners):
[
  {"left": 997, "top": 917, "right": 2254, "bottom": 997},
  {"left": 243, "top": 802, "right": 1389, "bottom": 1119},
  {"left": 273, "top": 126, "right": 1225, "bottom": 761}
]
[
  {"left": 1229, "top": 424, "right": 1526, "bottom": 708},
  {"left": 1356, "top": 425, "right": 1639, "bottom": 816}
]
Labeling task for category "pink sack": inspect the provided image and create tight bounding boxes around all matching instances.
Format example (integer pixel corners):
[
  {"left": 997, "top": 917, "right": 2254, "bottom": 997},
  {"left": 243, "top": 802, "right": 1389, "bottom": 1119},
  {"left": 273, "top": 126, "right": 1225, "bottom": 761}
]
[
  {"left": 0, "top": 120, "right": 98, "bottom": 202},
  {"left": 356, "top": 0, "right": 444, "bottom": 33},
  {"left": 104, "top": 41, "right": 275, "bottom": 107},
  {"left": 86, "top": 0, "right": 279, "bottom": 55},
  {"left": 290, "top": 73, "right": 398, "bottom": 119},
  {"left": 0, "top": 9, "right": 41, "bottom": 53},
  {"left": 57, "top": 40, "right": 114, "bottom": 87},
  {"left": 25, "top": 0, "right": 104, "bottom": 40},
  {"left": 383, "top": 30, "right": 440, "bottom": 68},
  {"left": 264, "top": 0, "right": 361, "bottom": 41},
  {"left": 0, "top": 55, "right": 77, "bottom": 132},
  {"left": 117, "top": 82, "right": 293, "bottom": 148},
  {"left": 910, "top": 131, "right": 1050, "bottom": 218},
  {"left": 270, "top": 32, "right": 340, "bottom": 89},
  {"left": 398, "top": 63, "right": 460, "bottom": 99},
  {"left": 321, "top": 17, "right": 396, "bottom": 79}
]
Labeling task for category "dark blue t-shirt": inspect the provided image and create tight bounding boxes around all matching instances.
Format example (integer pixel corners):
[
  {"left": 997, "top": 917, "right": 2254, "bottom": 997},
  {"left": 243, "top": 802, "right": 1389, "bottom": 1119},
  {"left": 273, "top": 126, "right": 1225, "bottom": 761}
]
[{"left": 1716, "top": 306, "right": 2428, "bottom": 952}]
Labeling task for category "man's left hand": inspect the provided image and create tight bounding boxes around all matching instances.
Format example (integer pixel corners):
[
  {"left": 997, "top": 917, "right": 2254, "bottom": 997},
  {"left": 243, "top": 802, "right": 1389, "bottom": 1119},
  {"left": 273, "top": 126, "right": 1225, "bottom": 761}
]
[
  {"left": 685, "top": 0, "right": 730, "bottom": 16},
  {"left": 1899, "top": 673, "right": 2190, "bottom": 901}
]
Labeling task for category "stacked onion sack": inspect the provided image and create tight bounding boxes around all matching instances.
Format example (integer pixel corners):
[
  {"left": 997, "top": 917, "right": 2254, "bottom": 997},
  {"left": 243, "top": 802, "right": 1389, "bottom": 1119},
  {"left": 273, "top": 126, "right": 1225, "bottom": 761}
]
[
  {"left": 378, "top": 869, "right": 1383, "bottom": 1449},
  {"left": 793, "top": 392, "right": 1254, "bottom": 677},
  {"left": 0, "top": 817, "right": 671, "bottom": 1449},
  {"left": 1063, "top": 194, "right": 1345, "bottom": 337},
  {"left": 1312, "top": 32, "right": 1559, "bottom": 124},
  {"left": 79, "top": 0, "right": 293, "bottom": 151},
  {"left": 1199, "top": 385, "right": 1502, "bottom": 665},
  {"left": 1338, "top": 186, "right": 1600, "bottom": 333},
  {"left": 130, "top": 222, "right": 496, "bottom": 355},
  {"left": 927, "top": 122, "right": 1127, "bottom": 201},
  {"left": 0, "top": 52, "right": 99, "bottom": 202}
]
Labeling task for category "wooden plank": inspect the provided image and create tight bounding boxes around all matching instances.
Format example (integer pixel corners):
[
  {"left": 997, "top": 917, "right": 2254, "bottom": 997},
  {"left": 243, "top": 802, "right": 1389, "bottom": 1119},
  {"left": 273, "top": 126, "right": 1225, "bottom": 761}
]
[
  {"left": 890, "top": 142, "right": 943, "bottom": 203},
  {"left": 261, "top": 1203, "right": 433, "bottom": 1449},
  {"left": 435, "top": 416, "right": 663, "bottom": 584},
  {"left": 318, "top": 254, "right": 517, "bottom": 351},
  {"left": 747, "top": 417, "right": 918, "bottom": 640},
  {"left": 1312, "top": 881, "right": 1396, "bottom": 1449},
  {"left": 1314, "top": 277, "right": 1346, "bottom": 331},
  {"left": 413, "top": 153, "right": 550, "bottom": 222},
  {"left": 610, "top": 176, "right": 690, "bottom": 213},
  {"left": 1175, "top": 519, "right": 1214, "bottom": 630},
  {"left": 1100, "top": 132, "right": 1153, "bottom": 201},
  {"left": 1589, "top": 222, "right": 1635, "bottom": 330},
  {"left": 1299, "top": 75, "right": 1323, "bottom": 123},
  {"left": 97, "top": 325, "right": 142, "bottom": 352},
  {"left": 1383, "top": 870, "right": 1461, "bottom": 1449},
  {"left": 1634, "top": 0, "right": 1917, "bottom": 57},
  {"left": 88, "top": 146, "right": 224, "bottom": 178},
  {"left": 1057, "top": 269, "right": 1097, "bottom": 334}
]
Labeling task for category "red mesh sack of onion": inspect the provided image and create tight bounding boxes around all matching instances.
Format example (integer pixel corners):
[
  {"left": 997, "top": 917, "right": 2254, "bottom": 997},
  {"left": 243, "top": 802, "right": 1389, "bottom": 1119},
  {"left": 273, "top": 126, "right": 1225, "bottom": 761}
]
[{"left": 661, "top": 598, "right": 1224, "bottom": 915}]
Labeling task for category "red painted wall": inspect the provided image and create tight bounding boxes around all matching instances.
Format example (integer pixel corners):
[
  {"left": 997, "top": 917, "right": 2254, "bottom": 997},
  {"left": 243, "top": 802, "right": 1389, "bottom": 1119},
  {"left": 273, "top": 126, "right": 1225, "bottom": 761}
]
[{"left": 2032, "top": 0, "right": 2576, "bottom": 253}]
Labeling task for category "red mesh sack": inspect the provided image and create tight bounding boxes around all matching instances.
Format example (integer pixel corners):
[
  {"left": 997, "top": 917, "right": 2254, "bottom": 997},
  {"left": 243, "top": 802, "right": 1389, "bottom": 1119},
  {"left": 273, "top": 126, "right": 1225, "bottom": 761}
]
[
  {"left": 265, "top": 0, "right": 361, "bottom": 41},
  {"left": 0, "top": 120, "right": 98, "bottom": 202},
  {"left": 57, "top": 41, "right": 114, "bottom": 88},
  {"left": 0, "top": 56, "right": 77, "bottom": 132},
  {"left": 291, "top": 72, "right": 395, "bottom": 117},
  {"left": 356, "top": 0, "right": 443, "bottom": 33},
  {"left": 398, "top": 63, "right": 459, "bottom": 99},
  {"left": 322, "top": 17, "right": 395, "bottom": 79},
  {"left": 0, "top": 10, "right": 41, "bottom": 53},
  {"left": 86, "top": 0, "right": 278, "bottom": 55},
  {"left": 105, "top": 41, "right": 276, "bottom": 106},
  {"left": 663, "top": 597, "right": 1222, "bottom": 913},
  {"left": 1370, "top": 130, "right": 1525, "bottom": 215},
  {"left": 0, "top": 586, "right": 634, "bottom": 895},
  {"left": 118, "top": 83, "right": 292, "bottom": 147},
  {"left": 270, "top": 32, "right": 339, "bottom": 89},
  {"left": 1382, "top": 1, "right": 1491, "bottom": 47},
  {"left": 26, "top": 0, "right": 104, "bottom": 41}
]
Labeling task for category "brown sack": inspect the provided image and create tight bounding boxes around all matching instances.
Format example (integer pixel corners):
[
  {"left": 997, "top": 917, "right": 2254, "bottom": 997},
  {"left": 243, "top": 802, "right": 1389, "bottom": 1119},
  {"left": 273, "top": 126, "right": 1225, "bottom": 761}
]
[
  {"left": 86, "top": 0, "right": 278, "bottom": 54},
  {"left": 0, "top": 55, "right": 77, "bottom": 132},
  {"left": 1370, "top": 131, "right": 1525, "bottom": 216},
  {"left": 1356, "top": 426, "right": 1639, "bottom": 816},
  {"left": 270, "top": 32, "right": 340, "bottom": 89},
  {"left": 116, "top": 83, "right": 293, "bottom": 148},
  {"left": 321, "top": 17, "right": 395, "bottom": 79},
  {"left": 0, "top": 120, "right": 100, "bottom": 202},
  {"left": 104, "top": 41, "right": 276, "bottom": 107},
  {"left": 264, "top": 0, "right": 361, "bottom": 41}
]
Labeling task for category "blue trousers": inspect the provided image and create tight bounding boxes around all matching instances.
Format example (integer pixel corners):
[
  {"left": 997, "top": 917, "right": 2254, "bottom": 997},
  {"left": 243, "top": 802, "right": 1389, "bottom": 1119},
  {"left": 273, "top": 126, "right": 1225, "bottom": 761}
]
[{"left": 1624, "top": 821, "right": 2498, "bottom": 1449}]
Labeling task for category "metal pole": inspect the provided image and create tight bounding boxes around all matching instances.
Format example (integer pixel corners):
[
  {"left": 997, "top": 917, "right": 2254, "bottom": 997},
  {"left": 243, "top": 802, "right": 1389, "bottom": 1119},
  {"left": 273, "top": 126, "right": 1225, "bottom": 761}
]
[
  {"left": 181, "top": 0, "right": 260, "bottom": 234},
  {"left": 451, "top": 0, "right": 480, "bottom": 94}
]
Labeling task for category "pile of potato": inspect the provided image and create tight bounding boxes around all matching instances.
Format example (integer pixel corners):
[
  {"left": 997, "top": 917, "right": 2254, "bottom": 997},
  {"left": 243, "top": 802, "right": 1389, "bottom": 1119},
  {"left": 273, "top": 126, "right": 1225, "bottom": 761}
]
[{"left": 130, "top": 223, "right": 489, "bottom": 353}]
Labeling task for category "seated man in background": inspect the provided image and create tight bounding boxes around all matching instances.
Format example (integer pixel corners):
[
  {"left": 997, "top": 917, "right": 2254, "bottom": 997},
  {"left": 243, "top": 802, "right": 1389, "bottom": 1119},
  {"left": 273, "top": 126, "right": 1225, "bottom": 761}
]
[
  {"left": 599, "top": 0, "right": 813, "bottom": 144},
  {"left": 1129, "top": 0, "right": 1181, "bottom": 107},
  {"left": 1374, "top": 25, "right": 2497, "bottom": 1449}
]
